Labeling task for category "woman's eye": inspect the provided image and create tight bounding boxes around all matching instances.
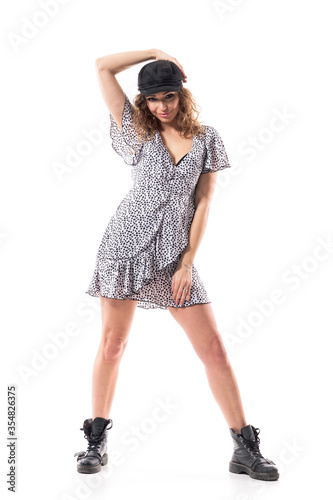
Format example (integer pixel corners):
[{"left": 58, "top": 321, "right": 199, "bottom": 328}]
[{"left": 147, "top": 94, "right": 174, "bottom": 102}]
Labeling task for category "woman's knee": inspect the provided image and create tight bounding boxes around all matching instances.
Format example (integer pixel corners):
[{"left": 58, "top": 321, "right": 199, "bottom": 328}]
[
  {"left": 103, "top": 335, "right": 128, "bottom": 362},
  {"left": 201, "top": 333, "right": 230, "bottom": 367}
]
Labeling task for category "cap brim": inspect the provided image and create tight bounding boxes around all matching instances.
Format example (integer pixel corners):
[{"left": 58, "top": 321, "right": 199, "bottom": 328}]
[{"left": 139, "top": 84, "right": 183, "bottom": 96}]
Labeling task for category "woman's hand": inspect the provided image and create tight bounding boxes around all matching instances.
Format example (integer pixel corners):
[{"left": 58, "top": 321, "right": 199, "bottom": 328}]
[
  {"left": 153, "top": 49, "right": 187, "bottom": 83},
  {"left": 171, "top": 261, "right": 192, "bottom": 306}
]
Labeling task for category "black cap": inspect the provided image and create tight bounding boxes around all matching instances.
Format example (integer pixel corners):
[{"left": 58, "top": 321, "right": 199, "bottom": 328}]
[{"left": 138, "top": 60, "right": 184, "bottom": 96}]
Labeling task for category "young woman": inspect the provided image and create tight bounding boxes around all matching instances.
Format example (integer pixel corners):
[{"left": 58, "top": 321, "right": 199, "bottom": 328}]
[{"left": 74, "top": 49, "right": 279, "bottom": 481}]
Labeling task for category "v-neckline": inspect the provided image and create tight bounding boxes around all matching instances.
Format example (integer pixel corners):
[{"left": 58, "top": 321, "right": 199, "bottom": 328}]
[{"left": 156, "top": 128, "right": 195, "bottom": 167}]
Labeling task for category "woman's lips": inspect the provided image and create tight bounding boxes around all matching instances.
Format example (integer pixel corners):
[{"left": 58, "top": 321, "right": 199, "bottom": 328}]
[{"left": 159, "top": 112, "right": 169, "bottom": 117}]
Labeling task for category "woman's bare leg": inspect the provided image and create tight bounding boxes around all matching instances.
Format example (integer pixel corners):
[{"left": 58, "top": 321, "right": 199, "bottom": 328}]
[
  {"left": 167, "top": 303, "right": 247, "bottom": 434},
  {"left": 92, "top": 296, "right": 138, "bottom": 420}
]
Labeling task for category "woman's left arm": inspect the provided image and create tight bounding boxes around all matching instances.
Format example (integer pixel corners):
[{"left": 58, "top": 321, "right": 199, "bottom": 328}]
[
  {"left": 181, "top": 171, "right": 218, "bottom": 265},
  {"left": 171, "top": 172, "right": 218, "bottom": 305}
]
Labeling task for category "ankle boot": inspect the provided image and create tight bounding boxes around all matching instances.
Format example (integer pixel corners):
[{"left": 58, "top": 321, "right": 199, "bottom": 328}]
[
  {"left": 229, "top": 424, "right": 279, "bottom": 481},
  {"left": 74, "top": 417, "right": 113, "bottom": 474}
]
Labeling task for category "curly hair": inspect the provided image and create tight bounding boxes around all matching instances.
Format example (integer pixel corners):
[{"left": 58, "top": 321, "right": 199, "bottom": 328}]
[{"left": 131, "top": 87, "right": 208, "bottom": 143}]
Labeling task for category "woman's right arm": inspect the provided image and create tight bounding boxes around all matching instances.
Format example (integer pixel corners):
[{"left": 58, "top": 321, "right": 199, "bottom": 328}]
[{"left": 95, "top": 49, "right": 157, "bottom": 131}]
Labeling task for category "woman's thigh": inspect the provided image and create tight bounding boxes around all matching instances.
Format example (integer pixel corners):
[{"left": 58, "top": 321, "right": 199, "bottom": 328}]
[
  {"left": 167, "top": 303, "right": 227, "bottom": 362},
  {"left": 99, "top": 296, "right": 138, "bottom": 343}
]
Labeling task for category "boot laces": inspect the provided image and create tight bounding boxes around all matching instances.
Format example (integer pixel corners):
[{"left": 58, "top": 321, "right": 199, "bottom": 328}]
[
  {"left": 242, "top": 427, "right": 263, "bottom": 458},
  {"left": 84, "top": 432, "right": 104, "bottom": 453},
  {"left": 78, "top": 420, "right": 112, "bottom": 455},
  {"left": 80, "top": 432, "right": 104, "bottom": 453}
]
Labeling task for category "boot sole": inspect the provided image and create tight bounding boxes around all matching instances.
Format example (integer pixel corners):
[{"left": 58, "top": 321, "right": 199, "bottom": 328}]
[
  {"left": 229, "top": 461, "right": 279, "bottom": 481},
  {"left": 77, "top": 453, "right": 108, "bottom": 474}
]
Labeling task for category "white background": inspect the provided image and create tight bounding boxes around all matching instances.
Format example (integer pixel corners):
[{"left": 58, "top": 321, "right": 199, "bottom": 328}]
[{"left": 1, "top": 0, "right": 332, "bottom": 498}]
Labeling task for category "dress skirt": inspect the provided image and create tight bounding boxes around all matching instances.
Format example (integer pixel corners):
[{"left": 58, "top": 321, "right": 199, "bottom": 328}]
[{"left": 86, "top": 250, "right": 211, "bottom": 310}]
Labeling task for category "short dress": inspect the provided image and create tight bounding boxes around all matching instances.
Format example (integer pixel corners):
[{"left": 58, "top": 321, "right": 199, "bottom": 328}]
[{"left": 85, "top": 94, "right": 231, "bottom": 310}]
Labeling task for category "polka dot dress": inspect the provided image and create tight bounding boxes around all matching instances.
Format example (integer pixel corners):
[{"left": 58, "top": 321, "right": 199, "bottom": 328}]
[{"left": 86, "top": 94, "right": 231, "bottom": 309}]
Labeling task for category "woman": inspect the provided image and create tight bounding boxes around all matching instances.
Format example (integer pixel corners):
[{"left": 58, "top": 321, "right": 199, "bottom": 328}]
[{"left": 74, "top": 49, "right": 279, "bottom": 481}]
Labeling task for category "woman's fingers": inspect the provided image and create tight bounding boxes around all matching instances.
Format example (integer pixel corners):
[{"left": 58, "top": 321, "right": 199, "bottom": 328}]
[
  {"left": 171, "top": 263, "right": 192, "bottom": 306},
  {"left": 173, "top": 59, "right": 187, "bottom": 81},
  {"left": 154, "top": 51, "right": 187, "bottom": 82},
  {"left": 178, "top": 286, "right": 191, "bottom": 306},
  {"left": 172, "top": 58, "right": 187, "bottom": 81},
  {"left": 181, "top": 285, "right": 191, "bottom": 306},
  {"left": 172, "top": 281, "right": 191, "bottom": 306}
]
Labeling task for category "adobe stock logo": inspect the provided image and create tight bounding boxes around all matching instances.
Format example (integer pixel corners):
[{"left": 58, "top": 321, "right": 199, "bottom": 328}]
[
  {"left": 52, "top": 117, "right": 110, "bottom": 182},
  {"left": 17, "top": 321, "right": 81, "bottom": 385},
  {"left": 224, "top": 234, "right": 333, "bottom": 352},
  {"left": 213, "top": 0, "right": 247, "bottom": 21},
  {"left": 7, "top": 0, "right": 72, "bottom": 53},
  {"left": 239, "top": 106, "right": 296, "bottom": 163}
]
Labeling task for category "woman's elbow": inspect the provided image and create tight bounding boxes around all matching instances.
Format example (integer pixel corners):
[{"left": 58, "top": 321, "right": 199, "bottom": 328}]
[
  {"left": 195, "top": 199, "right": 211, "bottom": 213},
  {"left": 95, "top": 57, "right": 106, "bottom": 70}
]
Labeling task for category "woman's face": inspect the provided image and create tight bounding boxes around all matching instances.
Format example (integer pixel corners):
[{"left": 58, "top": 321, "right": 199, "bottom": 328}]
[{"left": 145, "top": 91, "right": 179, "bottom": 122}]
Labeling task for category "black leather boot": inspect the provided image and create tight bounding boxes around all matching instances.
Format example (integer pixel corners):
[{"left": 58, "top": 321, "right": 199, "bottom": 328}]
[
  {"left": 74, "top": 417, "right": 113, "bottom": 474},
  {"left": 229, "top": 424, "right": 279, "bottom": 481}
]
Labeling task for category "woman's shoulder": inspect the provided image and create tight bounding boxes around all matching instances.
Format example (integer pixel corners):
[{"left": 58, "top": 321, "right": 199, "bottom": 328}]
[
  {"left": 195, "top": 124, "right": 218, "bottom": 143},
  {"left": 202, "top": 124, "right": 219, "bottom": 134}
]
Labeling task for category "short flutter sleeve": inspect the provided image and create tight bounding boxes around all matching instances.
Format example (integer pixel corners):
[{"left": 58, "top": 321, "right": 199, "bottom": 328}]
[
  {"left": 201, "top": 126, "right": 231, "bottom": 174},
  {"left": 109, "top": 94, "right": 144, "bottom": 166}
]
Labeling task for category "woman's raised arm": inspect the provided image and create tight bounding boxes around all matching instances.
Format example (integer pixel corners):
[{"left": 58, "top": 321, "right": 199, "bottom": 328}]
[{"left": 95, "top": 49, "right": 157, "bottom": 130}]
